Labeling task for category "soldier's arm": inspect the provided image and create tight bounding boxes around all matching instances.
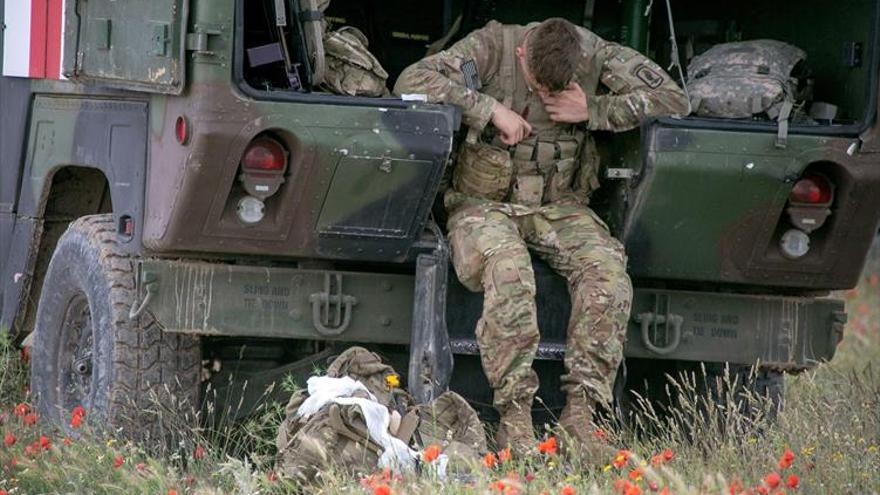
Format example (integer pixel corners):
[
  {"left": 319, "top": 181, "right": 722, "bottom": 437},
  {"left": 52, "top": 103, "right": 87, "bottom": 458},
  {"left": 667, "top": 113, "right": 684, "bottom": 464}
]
[
  {"left": 585, "top": 42, "right": 689, "bottom": 132},
  {"left": 393, "top": 22, "right": 503, "bottom": 132}
]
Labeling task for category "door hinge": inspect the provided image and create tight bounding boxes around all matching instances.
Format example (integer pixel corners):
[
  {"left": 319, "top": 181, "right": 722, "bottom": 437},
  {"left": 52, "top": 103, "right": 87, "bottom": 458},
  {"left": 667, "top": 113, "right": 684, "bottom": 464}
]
[{"left": 186, "top": 25, "right": 222, "bottom": 57}]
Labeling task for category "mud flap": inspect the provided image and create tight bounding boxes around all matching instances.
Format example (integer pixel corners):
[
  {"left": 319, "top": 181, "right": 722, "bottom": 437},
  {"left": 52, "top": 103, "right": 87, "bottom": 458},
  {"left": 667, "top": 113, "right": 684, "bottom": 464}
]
[{"left": 408, "top": 238, "right": 454, "bottom": 404}]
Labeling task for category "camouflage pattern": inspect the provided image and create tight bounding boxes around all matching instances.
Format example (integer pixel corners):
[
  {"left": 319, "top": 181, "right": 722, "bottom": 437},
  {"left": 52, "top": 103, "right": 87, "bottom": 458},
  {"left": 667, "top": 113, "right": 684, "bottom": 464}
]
[
  {"left": 394, "top": 20, "right": 680, "bottom": 414},
  {"left": 394, "top": 20, "right": 689, "bottom": 133},
  {"left": 321, "top": 26, "right": 390, "bottom": 97},
  {"left": 276, "top": 347, "right": 487, "bottom": 481},
  {"left": 687, "top": 40, "right": 806, "bottom": 118},
  {"left": 447, "top": 203, "right": 632, "bottom": 411}
]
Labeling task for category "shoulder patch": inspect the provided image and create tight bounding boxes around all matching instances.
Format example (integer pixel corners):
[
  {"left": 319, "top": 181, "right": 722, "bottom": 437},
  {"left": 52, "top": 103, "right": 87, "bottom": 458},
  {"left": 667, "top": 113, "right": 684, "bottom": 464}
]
[
  {"left": 633, "top": 63, "right": 664, "bottom": 89},
  {"left": 461, "top": 59, "right": 482, "bottom": 91}
]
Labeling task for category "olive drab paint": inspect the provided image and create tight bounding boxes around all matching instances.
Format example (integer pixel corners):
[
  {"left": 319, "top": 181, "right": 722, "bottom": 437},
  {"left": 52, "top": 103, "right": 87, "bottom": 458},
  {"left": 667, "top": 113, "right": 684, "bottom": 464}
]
[{"left": 2, "top": 0, "right": 880, "bottom": 423}]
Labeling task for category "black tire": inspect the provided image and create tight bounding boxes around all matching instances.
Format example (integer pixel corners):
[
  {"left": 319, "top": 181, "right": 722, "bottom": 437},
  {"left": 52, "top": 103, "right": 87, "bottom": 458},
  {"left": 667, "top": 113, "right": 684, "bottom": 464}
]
[{"left": 31, "top": 214, "right": 201, "bottom": 441}]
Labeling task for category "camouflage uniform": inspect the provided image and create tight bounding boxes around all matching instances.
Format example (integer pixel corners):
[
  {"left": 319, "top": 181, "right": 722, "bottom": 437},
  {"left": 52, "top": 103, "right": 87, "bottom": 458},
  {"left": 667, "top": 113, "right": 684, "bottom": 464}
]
[{"left": 394, "top": 22, "right": 687, "bottom": 423}]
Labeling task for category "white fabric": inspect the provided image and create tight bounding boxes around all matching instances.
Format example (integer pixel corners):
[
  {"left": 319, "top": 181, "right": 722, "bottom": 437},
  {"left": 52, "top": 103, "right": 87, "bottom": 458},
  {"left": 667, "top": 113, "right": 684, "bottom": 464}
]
[
  {"left": 296, "top": 375, "right": 375, "bottom": 417},
  {"left": 294, "top": 376, "right": 418, "bottom": 471},
  {"left": 333, "top": 397, "right": 417, "bottom": 471}
]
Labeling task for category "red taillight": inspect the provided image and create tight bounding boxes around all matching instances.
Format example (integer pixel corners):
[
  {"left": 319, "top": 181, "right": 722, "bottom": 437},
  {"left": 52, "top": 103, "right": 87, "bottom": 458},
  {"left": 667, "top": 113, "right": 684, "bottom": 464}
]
[
  {"left": 175, "top": 116, "right": 189, "bottom": 145},
  {"left": 242, "top": 138, "right": 286, "bottom": 171},
  {"left": 789, "top": 173, "right": 833, "bottom": 205}
]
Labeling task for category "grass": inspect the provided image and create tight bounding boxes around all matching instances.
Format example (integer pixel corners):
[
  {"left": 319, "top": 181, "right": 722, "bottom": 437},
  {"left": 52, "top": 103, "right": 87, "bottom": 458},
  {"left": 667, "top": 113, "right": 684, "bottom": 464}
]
[{"left": 0, "top": 244, "right": 878, "bottom": 495}]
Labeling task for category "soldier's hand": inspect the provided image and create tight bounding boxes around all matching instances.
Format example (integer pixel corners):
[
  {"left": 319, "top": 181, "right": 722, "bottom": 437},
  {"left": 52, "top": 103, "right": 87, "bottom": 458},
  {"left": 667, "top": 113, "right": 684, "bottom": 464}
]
[
  {"left": 541, "top": 82, "right": 589, "bottom": 124},
  {"left": 491, "top": 103, "right": 532, "bottom": 145}
]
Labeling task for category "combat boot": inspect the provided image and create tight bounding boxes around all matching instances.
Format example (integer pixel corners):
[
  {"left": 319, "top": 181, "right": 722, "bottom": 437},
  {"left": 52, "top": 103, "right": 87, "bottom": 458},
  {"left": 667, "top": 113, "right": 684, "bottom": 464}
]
[
  {"left": 558, "top": 393, "right": 615, "bottom": 464},
  {"left": 494, "top": 403, "right": 537, "bottom": 457}
]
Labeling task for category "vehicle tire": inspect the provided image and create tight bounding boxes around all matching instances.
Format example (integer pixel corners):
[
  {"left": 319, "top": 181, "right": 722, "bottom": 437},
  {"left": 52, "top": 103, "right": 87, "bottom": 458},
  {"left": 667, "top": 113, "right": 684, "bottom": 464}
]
[{"left": 30, "top": 214, "right": 201, "bottom": 442}]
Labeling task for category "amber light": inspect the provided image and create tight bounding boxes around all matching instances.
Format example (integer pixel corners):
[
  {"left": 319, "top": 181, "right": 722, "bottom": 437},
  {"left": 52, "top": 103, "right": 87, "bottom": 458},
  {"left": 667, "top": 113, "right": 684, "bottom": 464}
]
[
  {"left": 242, "top": 137, "right": 287, "bottom": 171},
  {"left": 175, "top": 116, "right": 189, "bottom": 145},
  {"left": 789, "top": 173, "right": 833, "bottom": 205}
]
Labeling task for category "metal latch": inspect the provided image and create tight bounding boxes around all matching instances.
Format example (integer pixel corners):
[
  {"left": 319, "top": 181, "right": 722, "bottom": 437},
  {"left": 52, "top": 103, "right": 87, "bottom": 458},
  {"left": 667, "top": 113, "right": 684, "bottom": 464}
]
[
  {"left": 186, "top": 26, "right": 222, "bottom": 56},
  {"left": 634, "top": 293, "right": 683, "bottom": 355},
  {"left": 309, "top": 273, "right": 358, "bottom": 336},
  {"left": 606, "top": 168, "right": 636, "bottom": 179}
]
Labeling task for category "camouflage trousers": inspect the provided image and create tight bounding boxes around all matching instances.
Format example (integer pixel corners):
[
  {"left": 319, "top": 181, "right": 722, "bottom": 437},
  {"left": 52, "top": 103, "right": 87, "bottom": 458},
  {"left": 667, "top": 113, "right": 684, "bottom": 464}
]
[{"left": 447, "top": 202, "right": 633, "bottom": 412}]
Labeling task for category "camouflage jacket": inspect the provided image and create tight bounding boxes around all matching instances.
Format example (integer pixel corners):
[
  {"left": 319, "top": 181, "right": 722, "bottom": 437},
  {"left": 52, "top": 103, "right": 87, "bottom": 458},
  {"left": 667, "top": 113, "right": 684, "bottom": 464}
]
[
  {"left": 393, "top": 21, "right": 688, "bottom": 134},
  {"left": 393, "top": 21, "right": 688, "bottom": 209}
]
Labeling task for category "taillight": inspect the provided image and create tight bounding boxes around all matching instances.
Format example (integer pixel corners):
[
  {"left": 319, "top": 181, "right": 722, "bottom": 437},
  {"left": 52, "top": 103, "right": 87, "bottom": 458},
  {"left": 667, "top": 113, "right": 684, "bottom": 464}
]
[
  {"left": 242, "top": 137, "right": 287, "bottom": 171},
  {"left": 789, "top": 173, "right": 833, "bottom": 205},
  {"left": 175, "top": 116, "right": 189, "bottom": 145}
]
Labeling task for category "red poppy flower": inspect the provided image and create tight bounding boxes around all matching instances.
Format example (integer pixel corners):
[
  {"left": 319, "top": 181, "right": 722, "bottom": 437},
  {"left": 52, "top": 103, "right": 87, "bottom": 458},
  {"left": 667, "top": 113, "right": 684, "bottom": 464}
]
[
  {"left": 422, "top": 444, "right": 441, "bottom": 463},
  {"left": 625, "top": 485, "right": 642, "bottom": 495},
  {"left": 24, "top": 442, "right": 40, "bottom": 457},
  {"left": 538, "top": 437, "right": 558, "bottom": 455},
  {"left": 267, "top": 470, "right": 278, "bottom": 482},
  {"left": 658, "top": 488, "right": 670, "bottom": 495},
  {"left": 13, "top": 403, "right": 28, "bottom": 417},
  {"left": 167, "top": 491, "right": 178, "bottom": 495},
  {"left": 70, "top": 414, "right": 83, "bottom": 429},
  {"left": 593, "top": 428, "right": 608, "bottom": 442},
  {"left": 764, "top": 472, "right": 781, "bottom": 490},
  {"left": 561, "top": 486, "right": 575, "bottom": 495},
  {"left": 613, "top": 450, "right": 632, "bottom": 469},
  {"left": 778, "top": 449, "right": 795, "bottom": 470},
  {"left": 71, "top": 406, "right": 86, "bottom": 418},
  {"left": 63, "top": 438, "right": 72, "bottom": 446},
  {"left": 662, "top": 449, "right": 673, "bottom": 462},
  {"left": 729, "top": 480, "right": 744, "bottom": 495},
  {"left": 484, "top": 452, "right": 498, "bottom": 469},
  {"left": 39, "top": 435, "right": 51, "bottom": 450},
  {"left": 3, "top": 433, "right": 15, "bottom": 447},
  {"left": 629, "top": 468, "right": 644, "bottom": 482},
  {"left": 193, "top": 445, "right": 206, "bottom": 461},
  {"left": 373, "top": 484, "right": 392, "bottom": 495},
  {"left": 23, "top": 413, "right": 38, "bottom": 426},
  {"left": 525, "top": 472, "right": 536, "bottom": 482},
  {"left": 499, "top": 447, "right": 512, "bottom": 463},
  {"left": 756, "top": 487, "right": 769, "bottom": 495},
  {"left": 0, "top": 489, "right": 8, "bottom": 495},
  {"left": 786, "top": 475, "right": 799, "bottom": 489},
  {"left": 113, "top": 455, "right": 125, "bottom": 468}
]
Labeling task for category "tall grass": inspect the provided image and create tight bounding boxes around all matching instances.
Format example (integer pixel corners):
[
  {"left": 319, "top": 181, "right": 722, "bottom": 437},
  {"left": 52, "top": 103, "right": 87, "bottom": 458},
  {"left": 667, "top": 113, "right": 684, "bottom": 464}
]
[{"left": 0, "top": 244, "right": 878, "bottom": 494}]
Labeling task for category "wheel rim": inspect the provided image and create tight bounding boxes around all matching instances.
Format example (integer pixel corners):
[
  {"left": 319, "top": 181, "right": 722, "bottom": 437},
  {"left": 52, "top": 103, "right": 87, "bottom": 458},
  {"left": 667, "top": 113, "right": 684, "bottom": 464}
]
[{"left": 57, "top": 293, "right": 95, "bottom": 412}]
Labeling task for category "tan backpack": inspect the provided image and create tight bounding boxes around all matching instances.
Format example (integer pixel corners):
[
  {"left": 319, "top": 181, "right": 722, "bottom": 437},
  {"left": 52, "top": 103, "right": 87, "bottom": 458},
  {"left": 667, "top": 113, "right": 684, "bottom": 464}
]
[
  {"left": 275, "top": 347, "right": 486, "bottom": 482},
  {"left": 321, "top": 26, "right": 390, "bottom": 97}
]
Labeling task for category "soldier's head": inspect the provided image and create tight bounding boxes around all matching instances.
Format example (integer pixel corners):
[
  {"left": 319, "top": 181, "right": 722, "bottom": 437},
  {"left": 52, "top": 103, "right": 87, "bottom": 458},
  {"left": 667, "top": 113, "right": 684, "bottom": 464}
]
[{"left": 517, "top": 18, "right": 582, "bottom": 93}]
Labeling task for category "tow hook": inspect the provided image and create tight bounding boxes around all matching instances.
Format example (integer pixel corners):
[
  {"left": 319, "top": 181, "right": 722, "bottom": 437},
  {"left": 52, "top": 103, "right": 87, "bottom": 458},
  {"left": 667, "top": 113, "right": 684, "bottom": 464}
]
[
  {"left": 635, "top": 311, "right": 684, "bottom": 355},
  {"left": 310, "top": 273, "right": 358, "bottom": 336}
]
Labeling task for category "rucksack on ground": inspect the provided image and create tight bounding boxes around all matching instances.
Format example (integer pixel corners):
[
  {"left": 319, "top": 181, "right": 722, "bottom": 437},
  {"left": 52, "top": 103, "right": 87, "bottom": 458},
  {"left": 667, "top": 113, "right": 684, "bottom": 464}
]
[{"left": 274, "top": 347, "right": 486, "bottom": 482}]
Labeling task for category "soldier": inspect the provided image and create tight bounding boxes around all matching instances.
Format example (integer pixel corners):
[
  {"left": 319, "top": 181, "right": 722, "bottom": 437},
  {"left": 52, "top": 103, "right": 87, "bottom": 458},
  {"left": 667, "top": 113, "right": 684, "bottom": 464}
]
[{"left": 394, "top": 18, "right": 688, "bottom": 455}]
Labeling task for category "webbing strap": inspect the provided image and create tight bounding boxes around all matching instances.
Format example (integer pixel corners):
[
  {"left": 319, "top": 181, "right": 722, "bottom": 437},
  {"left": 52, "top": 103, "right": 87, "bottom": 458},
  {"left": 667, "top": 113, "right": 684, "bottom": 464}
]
[
  {"left": 499, "top": 28, "right": 517, "bottom": 108},
  {"left": 775, "top": 100, "right": 793, "bottom": 149},
  {"left": 328, "top": 404, "right": 384, "bottom": 454},
  {"left": 394, "top": 411, "right": 420, "bottom": 444}
]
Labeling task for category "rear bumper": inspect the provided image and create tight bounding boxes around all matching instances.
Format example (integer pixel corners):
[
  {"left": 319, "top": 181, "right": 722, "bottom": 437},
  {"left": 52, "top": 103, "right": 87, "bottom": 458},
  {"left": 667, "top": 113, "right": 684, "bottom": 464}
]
[{"left": 139, "top": 259, "right": 845, "bottom": 370}]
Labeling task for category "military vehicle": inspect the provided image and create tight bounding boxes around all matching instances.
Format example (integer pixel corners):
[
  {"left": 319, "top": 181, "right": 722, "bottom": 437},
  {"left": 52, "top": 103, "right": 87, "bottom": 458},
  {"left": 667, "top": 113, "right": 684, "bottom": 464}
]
[{"left": 1, "top": 0, "right": 879, "bottom": 432}]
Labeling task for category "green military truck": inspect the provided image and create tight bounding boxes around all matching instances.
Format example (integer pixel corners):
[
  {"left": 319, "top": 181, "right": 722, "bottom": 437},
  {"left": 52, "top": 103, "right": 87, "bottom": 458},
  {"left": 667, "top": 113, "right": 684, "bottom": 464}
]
[{"left": 1, "top": 0, "right": 879, "bottom": 431}]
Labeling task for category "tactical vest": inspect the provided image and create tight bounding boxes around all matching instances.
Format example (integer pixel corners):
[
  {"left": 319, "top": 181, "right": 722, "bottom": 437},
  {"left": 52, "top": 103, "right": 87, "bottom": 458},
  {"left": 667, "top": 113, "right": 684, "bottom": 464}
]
[{"left": 452, "top": 26, "right": 598, "bottom": 208}]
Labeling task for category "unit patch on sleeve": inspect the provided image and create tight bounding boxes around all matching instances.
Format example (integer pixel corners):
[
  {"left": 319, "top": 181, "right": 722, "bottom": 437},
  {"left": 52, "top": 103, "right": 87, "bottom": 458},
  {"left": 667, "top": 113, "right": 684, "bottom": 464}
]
[
  {"left": 633, "top": 63, "right": 664, "bottom": 89},
  {"left": 461, "top": 59, "right": 482, "bottom": 91}
]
